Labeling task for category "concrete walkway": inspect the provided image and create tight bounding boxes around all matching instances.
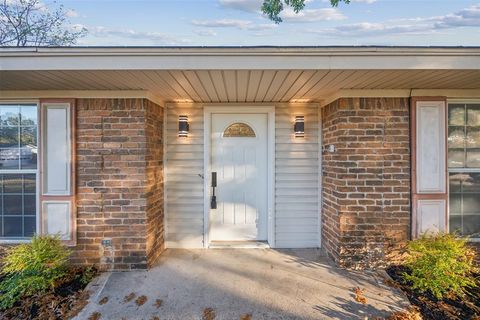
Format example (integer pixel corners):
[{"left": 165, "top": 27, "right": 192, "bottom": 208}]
[{"left": 75, "top": 249, "right": 409, "bottom": 320}]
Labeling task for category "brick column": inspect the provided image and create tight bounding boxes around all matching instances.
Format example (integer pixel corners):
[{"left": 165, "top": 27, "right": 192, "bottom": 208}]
[
  {"left": 322, "top": 98, "right": 411, "bottom": 269},
  {"left": 73, "top": 98, "right": 164, "bottom": 270}
]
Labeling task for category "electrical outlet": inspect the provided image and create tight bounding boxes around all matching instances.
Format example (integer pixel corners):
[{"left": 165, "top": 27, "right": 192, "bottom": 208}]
[{"left": 101, "top": 238, "right": 112, "bottom": 247}]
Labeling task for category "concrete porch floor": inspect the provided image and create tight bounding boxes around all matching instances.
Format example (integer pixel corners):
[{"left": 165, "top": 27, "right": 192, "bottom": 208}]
[{"left": 75, "top": 249, "right": 410, "bottom": 320}]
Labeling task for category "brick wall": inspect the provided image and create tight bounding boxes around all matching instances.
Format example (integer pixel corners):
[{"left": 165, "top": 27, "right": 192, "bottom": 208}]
[
  {"left": 145, "top": 99, "right": 165, "bottom": 266},
  {"left": 322, "top": 98, "right": 411, "bottom": 269},
  {"left": 73, "top": 98, "right": 164, "bottom": 270}
]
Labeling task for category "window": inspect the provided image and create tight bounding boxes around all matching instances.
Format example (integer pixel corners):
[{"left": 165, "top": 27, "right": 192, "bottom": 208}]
[
  {"left": 0, "top": 104, "right": 38, "bottom": 239},
  {"left": 223, "top": 122, "right": 256, "bottom": 137},
  {"left": 448, "top": 103, "right": 480, "bottom": 237}
]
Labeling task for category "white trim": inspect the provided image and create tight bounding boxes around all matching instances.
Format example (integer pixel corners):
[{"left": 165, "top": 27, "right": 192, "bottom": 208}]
[
  {"left": 2, "top": 47, "right": 479, "bottom": 71},
  {"left": 162, "top": 102, "right": 168, "bottom": 245},
  {"left": 203, "top": 106, "right": 276, "bottom": 248},
  {"left": 0, "top": 90, "right": 165, "bottom": 107},
  {"left": 318, "top": 106, "right": 323, "bottom": 248}
]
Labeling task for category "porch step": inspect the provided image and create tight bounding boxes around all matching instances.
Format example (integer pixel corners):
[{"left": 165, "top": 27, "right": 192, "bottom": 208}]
[{"left": 209, "top": 241, "right": 270, "bottom": 249}]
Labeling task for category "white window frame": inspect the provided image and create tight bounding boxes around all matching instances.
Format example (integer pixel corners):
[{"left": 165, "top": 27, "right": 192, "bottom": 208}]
[
  {"left": 447, "top": 99, "right": 480, "bottom": 241},
  {"left": 0, "top": 100, "right": 40, "bottom": 243}
]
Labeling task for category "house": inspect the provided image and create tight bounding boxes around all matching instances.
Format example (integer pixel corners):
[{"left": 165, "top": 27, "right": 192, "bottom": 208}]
[{"left": 0, "top": 46, "right": 479, "bottom": 270}]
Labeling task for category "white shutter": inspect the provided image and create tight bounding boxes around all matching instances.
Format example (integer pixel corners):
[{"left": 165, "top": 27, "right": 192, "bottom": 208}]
[
  {"left": 40, "top": 101, "right": 76, "bottom": 245},
  {"left": 416, "top": 101, "right": 446, "bottom": 193},
  {"left": 417, "top": 200, "right": 447, "bottom": 234},
  {"left": 413, "top": 99, "right": 447, "bottom": 238}
]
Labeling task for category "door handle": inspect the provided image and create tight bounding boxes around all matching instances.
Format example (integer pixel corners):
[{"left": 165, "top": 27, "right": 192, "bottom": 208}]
[{"left": 211, "top": 171, "right": 217, "bottom": 209}]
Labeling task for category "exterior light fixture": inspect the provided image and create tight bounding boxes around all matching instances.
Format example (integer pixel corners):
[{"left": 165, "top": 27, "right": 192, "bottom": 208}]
[
  {"left": 178, "top": 115, "right": 189, "bottom": 137},
  {"left": 294, "top": 115, "right": 305, "bottom": 138}
]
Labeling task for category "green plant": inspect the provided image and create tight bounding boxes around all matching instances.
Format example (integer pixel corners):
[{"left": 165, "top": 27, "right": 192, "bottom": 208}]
[
  {"left": 403, "top": 233, "right": 477, "bottom": 299},
  {"left": 0, "top": 235, "right": 71, "bottom": 309}
]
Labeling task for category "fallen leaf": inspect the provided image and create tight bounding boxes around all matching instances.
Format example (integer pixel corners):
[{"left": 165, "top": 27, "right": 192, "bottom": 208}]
[
  {"left": 150, "top": 317, "right": 160, "bottom": 320},
  {"left": 88, "top": 311, "right": 102, "bottom": 320},
  {"left": 124, "top": 292, "right": 136, "bottom": 303},
  {"left": 155, "top": 299, "right": 163, "bottom": 308},
  {"left": 354, "top": 287, "right": 367, "bottom": 305},
  {"left": 99, "top": 296, "right": 109, "bottom": 305},
  {"left": 135, "top": 295, "right": 148, "bottom": 306},
  {"left": 203, "top": 307, "right": 216, "bottom": 320},
  {"left": 240, "top": 313, "right": 252, "bottom": 320}
]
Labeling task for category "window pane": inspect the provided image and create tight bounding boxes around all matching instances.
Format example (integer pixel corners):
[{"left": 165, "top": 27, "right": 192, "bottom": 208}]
[
  {"left": 4, "top": 195, "right": 22, "bottom": 215},
  {"left": 0, "top": 174, "right": 37, "bottom": 238},
  {"left": 466, "top": 127, "right": 480, "bottom": 148},
  {"left": 23, "top": 217, "right": 36, "bottom": 237},
  {"left": 466, "top": 149, "right": 480, "bottom": 168},
  {"left": 448, "top": 149, "right": 465, "bottom": 167},
  {"left": 3, "top": 217, "right": 22, "bottom": 237},
  {"left": 448, "top": 172, "right": 480, "bottom": 237},
  {"left": 448, "top": 104, "right": 465, "bottom": 125},
  {"left": 3, "top": 175, "right": 22, "bottom": 193},
  {"left": 467, "top": 104, "right": 480, "bottom": 126},
  {"left": 0, "top": 126, "right": 20, "bottom": 170},
  {"left": 20, "top": 127, "right": 37, "bottom": 169},
  {"left": 24, "top": 195, "right": 36, "bottom": 214},
  {"left": 23, "top": 174, "right": 36, "bottom": 193},
  {"left": 448, "top": 126, "right": 465, "bottom": 148},
  {"left": 0, "top": 106, "right": 19, "bottom": 126},
  {"left": 20, "top": 106, "right": 37, "bottom": 126}
]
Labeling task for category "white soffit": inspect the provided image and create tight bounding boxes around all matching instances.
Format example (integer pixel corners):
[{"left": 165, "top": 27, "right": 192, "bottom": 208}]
[{"left": 1, "top": 47, "right": 479, "bottom": 103}]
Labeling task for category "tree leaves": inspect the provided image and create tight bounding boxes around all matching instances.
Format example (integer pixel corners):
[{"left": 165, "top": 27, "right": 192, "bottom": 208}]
[
  {"left": 261, "top": 0, "right": 350, "bottom": 23},
  {"left": 0, "top": 0, "right": 86, "bottom": 46}
]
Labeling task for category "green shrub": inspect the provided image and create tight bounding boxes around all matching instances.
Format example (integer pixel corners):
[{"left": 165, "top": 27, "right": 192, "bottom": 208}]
[
  {"left": 403, "top": 233, "right": 477, "bottom": 299},
  {"left": 0, "top": 235, "right": 71, "bottom": 309}
]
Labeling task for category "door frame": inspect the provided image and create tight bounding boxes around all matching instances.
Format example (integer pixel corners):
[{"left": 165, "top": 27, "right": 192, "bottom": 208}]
[{"left": 203, "top": 106, "right": 275, "bottom": 248}]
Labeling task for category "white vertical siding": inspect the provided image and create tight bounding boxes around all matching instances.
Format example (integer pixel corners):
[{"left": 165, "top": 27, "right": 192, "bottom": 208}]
[
  {"left": 165, "top": 103, "right": 320, "bottom": 248},
  {"left": 275, "top": 104, "right": 320, "bottom": 248},
  {"left": 165, "top": 104, "right": 205, "bottom": 247}
]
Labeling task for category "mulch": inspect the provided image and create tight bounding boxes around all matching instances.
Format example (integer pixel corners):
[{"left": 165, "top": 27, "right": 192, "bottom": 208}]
[
  {"left": 0, "top": 266, "right": 97, "bottom": 320},
  {"left": 386, "top": 265, "right": 480, "bottom": 320}
]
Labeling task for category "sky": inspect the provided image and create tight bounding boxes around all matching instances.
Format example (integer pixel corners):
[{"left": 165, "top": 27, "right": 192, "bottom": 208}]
[{"left": 58, "top": 0, "right": 480, "bottom": 46}]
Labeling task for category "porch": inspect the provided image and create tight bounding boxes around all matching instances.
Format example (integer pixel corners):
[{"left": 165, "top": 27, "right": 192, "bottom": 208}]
[{"left": 74, "top": 249, "right": 409, "bottom": 320}]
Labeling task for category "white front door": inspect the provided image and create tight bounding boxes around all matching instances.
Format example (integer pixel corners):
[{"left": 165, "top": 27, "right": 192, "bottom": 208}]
[{"left": 210, "top": 113, "right": 268, "bottom": 241}]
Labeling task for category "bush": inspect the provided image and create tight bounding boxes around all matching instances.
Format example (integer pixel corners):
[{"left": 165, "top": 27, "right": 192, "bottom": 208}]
[
  {"left": 0, "top": 235, "right": 71, "bottom": 309},
  {"left": 403, "top": 233, "right": 477, "bottom": 299}
]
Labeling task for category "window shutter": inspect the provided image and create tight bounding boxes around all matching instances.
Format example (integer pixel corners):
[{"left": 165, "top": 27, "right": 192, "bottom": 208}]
[
  {"left": 40, "top": 100, "right": 76, "bottom": 245},
  {"left": 412, "top": 98, "right": 448, "bottom": 237}
]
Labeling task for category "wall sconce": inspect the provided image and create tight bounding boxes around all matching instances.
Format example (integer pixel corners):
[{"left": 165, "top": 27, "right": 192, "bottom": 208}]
[
  {"left": 294, "top": 115, "right": 305, "bottom": 138},
  {"left": 178, "top": 115, "right": 189, "bottom": 137}
]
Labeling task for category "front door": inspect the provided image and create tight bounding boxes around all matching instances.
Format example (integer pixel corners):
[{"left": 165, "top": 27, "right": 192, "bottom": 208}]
[{"left": 210, "top": 113, "right": 268, "bottom": 241}]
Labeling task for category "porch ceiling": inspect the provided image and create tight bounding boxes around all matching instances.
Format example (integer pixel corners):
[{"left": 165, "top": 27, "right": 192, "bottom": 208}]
[
  {"left": 1, "top": 47, "right": 480, "bottom": 103},
  {"left": 2, "top": 69, "right": 480, "bottom": 103}
]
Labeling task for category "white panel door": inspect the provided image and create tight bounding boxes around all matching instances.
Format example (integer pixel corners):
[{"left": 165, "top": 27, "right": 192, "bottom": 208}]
[{"left": 210, "top": 114, "right": 268, "bottom": 241}]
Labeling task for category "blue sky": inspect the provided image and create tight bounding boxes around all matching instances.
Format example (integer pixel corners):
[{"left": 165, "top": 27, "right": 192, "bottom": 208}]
[{"left": 60, "top": 0, "right": 480, "bottom": 46}]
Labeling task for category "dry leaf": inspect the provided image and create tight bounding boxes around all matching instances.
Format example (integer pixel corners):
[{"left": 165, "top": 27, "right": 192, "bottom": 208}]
[
  {"left": 88, "top": 311, "right": 102, "bottom": 320},
  {"left": 98, "top": 296, "right": 109, "bottom": 305},
  {"left": 354, "top": 287, "right": 367, "bottom": 304},
  {"left": 155, "top": 299, "right": 163, "bottom": 308},
  {"left": 135, "top": 295, "right": 148, "bottom": 306},
  {"left": 203, "top": 307, "right": 216, "bottom": 320},
  {"left": 240, "top": 313, "right": 252, "bottom": 320},
  {"left": 123, "top": 292, "right": 136, "bottom": 303},
  {"left": 386, "top": 307, "right": 422, "bottom": 320}
]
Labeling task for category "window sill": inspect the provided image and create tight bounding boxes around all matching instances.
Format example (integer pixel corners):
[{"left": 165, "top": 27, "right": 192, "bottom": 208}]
[{"left": 0, "top": 239, "right": 31, "bottom": 244}]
